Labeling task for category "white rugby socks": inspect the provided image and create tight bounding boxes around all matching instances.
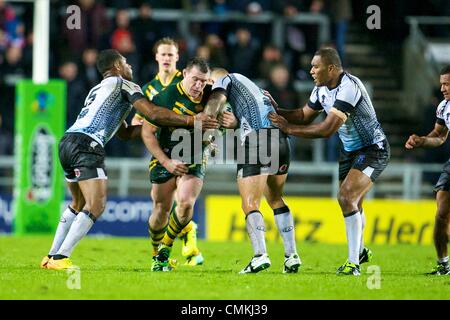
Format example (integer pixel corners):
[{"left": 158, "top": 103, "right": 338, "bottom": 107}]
[
  {"left": 273, "top": 206, "right": 297, "bottom": 256},
  {"left": 360, "top": 209, "right": 366, "bottom": 254},
  {"left": 344, "top": 211, "right": 362, "bottom": 265},
  {"left": 57, "top": 210, "right": 96, "bottom": 258},
  {"left": 246, "top": 211, "right": 267, "bottom": 256},
  {"left": 49, "top": 206, "right": 78, "bottom": 256}
]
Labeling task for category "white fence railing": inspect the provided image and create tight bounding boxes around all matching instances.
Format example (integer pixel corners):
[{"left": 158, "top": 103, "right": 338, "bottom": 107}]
[{"left": 0, "top": 156, "right": 444, "bottom": 199}]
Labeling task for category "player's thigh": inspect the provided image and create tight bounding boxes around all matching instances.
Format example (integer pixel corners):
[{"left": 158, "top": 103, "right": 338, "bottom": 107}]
[
  {"left": 339, "top": 169, "right": 373, "bottom": 202},
  {"left": 151, "top": 177, "right": 177, "bottom": 203},
  {"left": 176, "top": 175, "right": 204, "bottom": 204}
]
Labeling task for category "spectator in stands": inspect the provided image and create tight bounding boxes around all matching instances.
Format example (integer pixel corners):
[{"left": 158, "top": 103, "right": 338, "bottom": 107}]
[
  {"left": 0, "top": 45, "right": 25, "bottom": 156},
  {"left": 228, "top": 27, "right": 259, "bottom": 77},
  {"left": 204, "top": 34, "right": 228, "bottom": 69},
  {"left": 80, "top": 47, "right": 100, "bottom": 90},
  {"left": 265, "top": 63, "right": 301, "bottom": 160},
  {"left": 63, "top": 0, "right": 110, "bottom": 54},
  {"left": 272, "top": 0, "right": 306, "bottom": 16},
  {"left": 258, "top": 44, "right": 283, "bottom": 79},
  {"left": 203, "top": 0, "right": 228, "bottom": 35},
  {"left": 131, "top": 2, "right": 158, "bottom": 66},
  {"left": 266, "top": 63, "right": 300, "bottom": 109},
  {"left": 324, "top": 0, "right": 352, "bottom": 67},
  {"left": 110, "top": 9, "right": 140, "bottom": 82},
  {"left": 196, "top": 44, "right": 211, "bottom": 61},
  {"left": 0, "top": 110, "right": 13, "bottom": 156},
  {"left": 0, "top": 0, "right": 19, "bottom": 38},
  {"left": 58, "top": 61, "right": 87, "bottom": 127}
]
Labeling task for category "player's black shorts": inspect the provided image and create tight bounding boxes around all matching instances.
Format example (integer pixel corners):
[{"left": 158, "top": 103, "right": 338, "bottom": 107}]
[
  {"left": 434, "top": 161, "right": 450, "bottom": 193},
  {"left": 58, "top": 132, "right": 107, "bottom": 182},
  {"left": 339, "top": 139, "right": 390, "bottom": 182},
  {"left": 236, "top": 128, "right": 290, "bottom": 179}
]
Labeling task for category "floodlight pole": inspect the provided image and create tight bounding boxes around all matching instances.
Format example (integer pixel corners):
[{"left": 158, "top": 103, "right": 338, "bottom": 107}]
[{"left": 32, "top": 0, "right": 50, "bottom": 84}]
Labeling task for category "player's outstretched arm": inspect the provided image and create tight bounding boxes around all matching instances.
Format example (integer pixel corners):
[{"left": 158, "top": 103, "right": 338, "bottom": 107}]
[
  {"left": 116, "top": 120, "right": 142, "bottom": 140},
  {"left": 269, "top": 108, "right": 344, "bottom": 138},
  {"left": 405, "top": 123, "right": 448, "bottom": 149},
  {"left": 263, "top": 91, "right": 320, "bottom": 125},
  {"left": 133, "top": 97, "right": 219, "bottom": 129}
]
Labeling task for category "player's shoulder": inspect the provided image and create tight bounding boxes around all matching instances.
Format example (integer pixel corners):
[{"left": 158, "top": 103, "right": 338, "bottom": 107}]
[
  {"left": 174, "top": 70, "right": 183, "bottom": 81},
  {"left": 437, "top": 99, "right": 449, "bottom": 109},
  {"left": 120, "top": 77, "right": 142, "bottom": 92},
  {"left": 436, "top": 99, "right": 450, "bottom": 118},
  {"left": 339, "top": 72, "right": 359, "bottom": 88}
]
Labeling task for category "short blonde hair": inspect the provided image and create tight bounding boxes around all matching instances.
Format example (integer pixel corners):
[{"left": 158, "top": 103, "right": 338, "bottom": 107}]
[{"left": 153, "top": 37, "right": 179, "bottom": 55}]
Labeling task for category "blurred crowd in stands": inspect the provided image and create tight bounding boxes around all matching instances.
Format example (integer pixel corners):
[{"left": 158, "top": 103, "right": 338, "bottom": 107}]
[{"left": 0, "top": 0, "right": 449, "bottom": 161}]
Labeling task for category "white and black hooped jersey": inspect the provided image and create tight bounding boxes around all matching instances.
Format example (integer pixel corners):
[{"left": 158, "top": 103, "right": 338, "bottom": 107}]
[
  {"left": 308, "top": 72, "right": 386, "bottom": 152},
  {"left": 67, "top": 76, "right": 145, "bottom": 146},
  {"left": 436, "top": 99, "right": 450, "bottom": 130}
]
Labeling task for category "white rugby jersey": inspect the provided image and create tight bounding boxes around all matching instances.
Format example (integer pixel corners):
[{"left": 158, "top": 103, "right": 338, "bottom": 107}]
[
  {"left": 212, "top": 73, "right": 275, "bottom": 130},
  {"left": 308, "top": 72, "right": 386, "bottom": 152},
  {"left": 436, "top": 99, "right": 450, "bottom": 129},
  {"left": 67, "top": 76, "right": 145, "bottom": 146}
]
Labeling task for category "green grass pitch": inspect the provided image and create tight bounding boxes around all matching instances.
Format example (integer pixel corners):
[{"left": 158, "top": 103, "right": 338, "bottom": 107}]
[{"left": 0, "top": 236, "right": 449, "bottom": 300}]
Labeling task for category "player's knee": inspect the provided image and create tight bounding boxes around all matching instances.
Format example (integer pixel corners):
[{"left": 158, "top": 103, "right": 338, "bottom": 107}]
[
  {"left": 242, "top": 202, "right": 259, "bottom": 214},
  {"left": 153, "top": 201, "right": 172, "bottom": 215},
  {"left": 70, "top": 200, "right": 85, "bottom": 212},
  {"left": 85, "top": 198, "right": 106, "bottom": 216},
  {"left": 337, "top": 189, "right": 357, "bottom": 211},
  {"left": 177, "top": 200, "right": 194, "bottom": 216},
  {"left": 436, "top": 208, "right": 450, "bottom": 222}
]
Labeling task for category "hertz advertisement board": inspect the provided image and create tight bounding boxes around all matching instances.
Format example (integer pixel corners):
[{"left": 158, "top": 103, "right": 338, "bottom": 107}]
[{"left": 205, "top": 196, "right": 436, "bottom": 245}]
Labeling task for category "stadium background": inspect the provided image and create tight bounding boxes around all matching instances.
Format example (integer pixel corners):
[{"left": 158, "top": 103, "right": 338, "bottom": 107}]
[{"left": 0, "top": 0, "right": 449, "bottom": 243}]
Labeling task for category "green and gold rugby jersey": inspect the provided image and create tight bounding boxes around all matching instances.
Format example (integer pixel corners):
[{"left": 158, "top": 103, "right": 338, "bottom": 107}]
[
  {"left": 143, "top": 82, "right": 212, "bottom": 163},
  {"left": 135, "top": 70, "right": 183, "bottom": 122},
  {"left": 142, "top": 70, "right": 183, "bottom": 101}
]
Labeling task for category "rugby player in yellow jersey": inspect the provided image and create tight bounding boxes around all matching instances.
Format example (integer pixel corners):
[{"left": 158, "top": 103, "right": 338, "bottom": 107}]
[{"left": 133, "top": 38, "right": 204, "bottom": 266}]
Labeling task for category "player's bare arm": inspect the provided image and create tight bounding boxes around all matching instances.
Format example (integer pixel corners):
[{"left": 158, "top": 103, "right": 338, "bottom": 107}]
[
  {"left": 141, "top": 120, "right": 188, "bottom": 176},
  {"left": 263, "top": 90, "right": 320, "bottom": 125},
  {"left": 276, "top": 104, "right": 320, "bottom": 125},
  {"left": 116, "top": 121, "right": 142, "bottom": 140},
  {"left": 405, "top": 123, "right": 449, "bottom": 149},
  {"left": 133, "top": 97, "right": 219, "bottom": 129},
  {"left": 204, "top": 90, "right": 228, "bottom": 117},
  {"left": 269, "top": 107, "right": 344, "bottom": 138}
]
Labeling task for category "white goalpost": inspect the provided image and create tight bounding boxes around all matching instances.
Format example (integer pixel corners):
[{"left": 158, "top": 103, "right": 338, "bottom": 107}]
[{"left": 7, "top": 0, "right": 49, "bottom": 83}]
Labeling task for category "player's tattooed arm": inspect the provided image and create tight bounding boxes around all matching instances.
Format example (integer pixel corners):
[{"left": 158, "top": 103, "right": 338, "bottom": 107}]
[
  {"left": 405, "top": 122, "right": 449, "bottom": 149},
  {"left": 116, "top": 121, "right": 142, "bottom": 140}
]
